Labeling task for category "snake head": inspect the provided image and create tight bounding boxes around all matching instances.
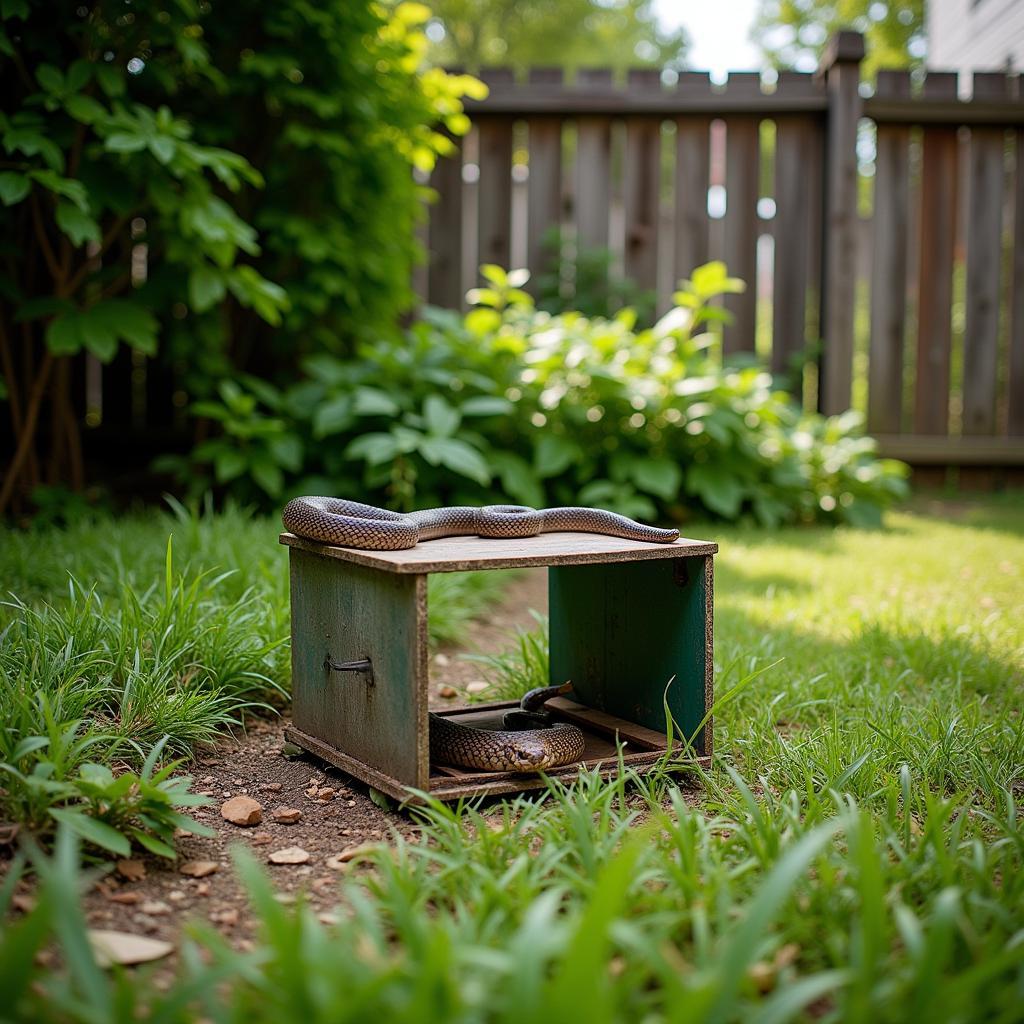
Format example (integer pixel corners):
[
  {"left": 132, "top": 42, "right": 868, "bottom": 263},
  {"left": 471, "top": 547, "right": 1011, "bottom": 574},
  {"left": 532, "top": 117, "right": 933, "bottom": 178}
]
[{"left": 502, "top": 736, "right": 558, "bottom": 772}]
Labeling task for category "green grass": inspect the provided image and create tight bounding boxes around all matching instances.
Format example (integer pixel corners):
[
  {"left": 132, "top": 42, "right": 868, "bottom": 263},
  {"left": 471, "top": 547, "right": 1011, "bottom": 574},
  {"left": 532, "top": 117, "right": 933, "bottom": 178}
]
[{"left": 1, "top": 496, "right": 1023, "bottom": 1021}]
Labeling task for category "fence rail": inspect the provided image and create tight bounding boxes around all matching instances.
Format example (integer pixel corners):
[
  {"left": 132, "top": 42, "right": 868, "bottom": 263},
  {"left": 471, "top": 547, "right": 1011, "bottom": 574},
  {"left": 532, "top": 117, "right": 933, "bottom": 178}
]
[{"left": 420, "top": 31, "right": 1024, "bottom": 479}]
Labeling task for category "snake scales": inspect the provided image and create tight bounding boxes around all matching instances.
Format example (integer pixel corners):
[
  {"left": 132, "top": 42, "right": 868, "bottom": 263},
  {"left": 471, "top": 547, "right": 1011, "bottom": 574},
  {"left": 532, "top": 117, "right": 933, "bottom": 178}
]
[{"left": 283, "top": 496, "right": 679, "bottom": 772}]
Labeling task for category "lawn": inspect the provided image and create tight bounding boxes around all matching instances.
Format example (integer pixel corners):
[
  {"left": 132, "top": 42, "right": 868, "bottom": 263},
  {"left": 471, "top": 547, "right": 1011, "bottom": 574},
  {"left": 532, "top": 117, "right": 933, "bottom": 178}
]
[{"left": 1, "top": 496, "right": 1022, "bottom": 1021}]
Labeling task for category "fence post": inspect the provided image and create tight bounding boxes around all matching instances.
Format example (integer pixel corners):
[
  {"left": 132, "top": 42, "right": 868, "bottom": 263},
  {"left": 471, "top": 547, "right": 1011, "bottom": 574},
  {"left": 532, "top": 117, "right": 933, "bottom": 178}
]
[{"left": 818, "top": 31, "right": 865, "bottom": 415}]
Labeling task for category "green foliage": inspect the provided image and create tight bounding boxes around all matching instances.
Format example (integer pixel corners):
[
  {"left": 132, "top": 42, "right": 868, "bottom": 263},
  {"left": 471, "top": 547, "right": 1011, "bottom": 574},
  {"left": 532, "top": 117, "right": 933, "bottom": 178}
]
[
  {"left": 424, "top": 0, "right": 688, "bottom": 73},
  {"left": 4, "top": 763, "right": 1024, "bottom": 1021},
  {"left": 535, "top": 228, "right": 656, "bottom": 325},
  {"left": 0, "top": 0, "right": 478, "bottom": 512},
  {"left": 175, "top": 261, "right": 909, "bottom": 526},
  {"left": 754, "top": 0, "right": 925, "bottom": 78}
]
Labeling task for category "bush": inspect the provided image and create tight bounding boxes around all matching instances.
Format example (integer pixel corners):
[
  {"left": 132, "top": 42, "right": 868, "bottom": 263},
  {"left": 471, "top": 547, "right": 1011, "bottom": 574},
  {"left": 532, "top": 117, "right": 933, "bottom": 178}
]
[
  {"left": 0, "top": 0, "right": 479, "bottom": 512},
  {"left": 174, "top": 263, "right": 908, "bottom": 527}
]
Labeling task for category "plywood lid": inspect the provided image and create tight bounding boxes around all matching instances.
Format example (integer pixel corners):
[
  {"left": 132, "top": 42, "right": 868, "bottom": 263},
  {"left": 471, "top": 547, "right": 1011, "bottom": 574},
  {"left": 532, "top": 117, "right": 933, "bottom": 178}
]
[{"left": 279, "top": 530, "right": 717, "bottom": 574}]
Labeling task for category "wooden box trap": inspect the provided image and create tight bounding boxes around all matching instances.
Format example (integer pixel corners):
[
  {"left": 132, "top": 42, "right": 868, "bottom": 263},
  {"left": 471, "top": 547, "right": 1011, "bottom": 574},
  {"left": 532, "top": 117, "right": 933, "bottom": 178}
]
[{"left": 280, "top": 530, "right": 717, "bottom": 802}]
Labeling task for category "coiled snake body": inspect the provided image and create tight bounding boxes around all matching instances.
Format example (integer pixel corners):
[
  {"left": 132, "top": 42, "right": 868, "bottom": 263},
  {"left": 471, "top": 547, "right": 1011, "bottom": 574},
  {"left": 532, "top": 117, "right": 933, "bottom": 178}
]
[{"left": 283, "top": 496, "right": 680, "bottom": 772}]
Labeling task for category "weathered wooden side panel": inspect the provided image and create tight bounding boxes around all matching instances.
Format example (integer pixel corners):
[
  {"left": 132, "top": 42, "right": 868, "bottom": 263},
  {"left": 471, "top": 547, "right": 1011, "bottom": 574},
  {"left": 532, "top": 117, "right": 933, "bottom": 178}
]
[
  {"left": 526, "top": 68, "right": 564, "bottom": 295},
  {"left": 288, "top": 549, "right": 428, "bottom": 788},
  {"left": 548, "top": 556, "right": 712, "bottom": 756}
]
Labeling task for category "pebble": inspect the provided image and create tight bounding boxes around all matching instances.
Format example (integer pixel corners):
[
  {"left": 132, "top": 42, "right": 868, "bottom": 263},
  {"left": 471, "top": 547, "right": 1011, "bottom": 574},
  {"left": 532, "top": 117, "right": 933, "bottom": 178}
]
[
  {"left": 268, "top": 846, "right": 311, "bottom": 865},
  {"left": 116, "top": 859, "right": 146, "bottom": 881},
  {"left": 140, "top": 900, "right": 171, "bottom": 916},
  {"left": 179, "top": 860, "right": 219, "bottom": 878},
  {"left": 272, "top": 806, "right": 303, "bottom": 824},
  {"left": 250, "top": 831, "right": 274, "bottom": 845},
  {"left": 221, "top": 795, "right": 263, "bottom": 826},
  {"left": 466, "top": 681, "right": 489, "bottom": 694},
  {"left": 107, "top": 891, "right": 141, "bottom": 905},
  {"left": 434, "top": 653, "right": 450, "bottom": 667},
  {"left": 438, "top": 685, "right": 457, "bottom": 699},
  {"left": 260, "top": 782, "right": 283, "bottom": 793}
]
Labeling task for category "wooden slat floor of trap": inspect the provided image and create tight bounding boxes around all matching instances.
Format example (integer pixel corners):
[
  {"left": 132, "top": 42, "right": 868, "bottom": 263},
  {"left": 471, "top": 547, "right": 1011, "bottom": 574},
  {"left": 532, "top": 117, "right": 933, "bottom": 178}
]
[
  {"left": 286, "top": 699, "right": 708, "bottom": 804},
  {"left": 429, "top": 697, "right": 707, "bottom": 801}
]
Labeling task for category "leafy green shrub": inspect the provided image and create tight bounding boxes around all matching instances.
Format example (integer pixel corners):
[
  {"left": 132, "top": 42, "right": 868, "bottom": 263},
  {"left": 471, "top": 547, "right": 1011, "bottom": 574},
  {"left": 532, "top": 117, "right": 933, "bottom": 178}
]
[
  {"left": 175, "top": 262, "right": 908, "bottom": 526},
  {"left": 1, "top": 723, "right": 212, "bottom": 858}
]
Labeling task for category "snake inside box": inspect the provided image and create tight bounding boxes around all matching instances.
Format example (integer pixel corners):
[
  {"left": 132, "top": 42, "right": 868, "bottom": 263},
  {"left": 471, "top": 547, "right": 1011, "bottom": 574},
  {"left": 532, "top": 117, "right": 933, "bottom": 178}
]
[{"left": 280, "top": 497, "right": 717, "bottom": 803}]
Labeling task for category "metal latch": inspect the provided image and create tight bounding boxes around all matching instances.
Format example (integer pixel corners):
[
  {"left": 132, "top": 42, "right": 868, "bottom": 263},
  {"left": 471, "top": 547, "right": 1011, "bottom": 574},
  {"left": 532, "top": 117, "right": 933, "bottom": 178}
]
[{"left": 324, "top": 656, "right": 375, "bottom": 686}]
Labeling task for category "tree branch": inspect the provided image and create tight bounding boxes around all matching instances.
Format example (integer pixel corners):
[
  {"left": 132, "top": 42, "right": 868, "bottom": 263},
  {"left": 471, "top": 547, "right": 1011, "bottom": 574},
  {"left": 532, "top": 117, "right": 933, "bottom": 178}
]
[
  {"left": 0, "top": 349, "right": 55, "bottom": 515},
  {"left": 29, "top": 192, "right": 62, "bottom": 282}
]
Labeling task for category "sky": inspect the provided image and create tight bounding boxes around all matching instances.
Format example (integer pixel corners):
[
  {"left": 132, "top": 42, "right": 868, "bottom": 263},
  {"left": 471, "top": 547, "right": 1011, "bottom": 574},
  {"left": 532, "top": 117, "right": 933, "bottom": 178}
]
[{"left": 653, "top": 0, "right": 762, "bottom": 78}]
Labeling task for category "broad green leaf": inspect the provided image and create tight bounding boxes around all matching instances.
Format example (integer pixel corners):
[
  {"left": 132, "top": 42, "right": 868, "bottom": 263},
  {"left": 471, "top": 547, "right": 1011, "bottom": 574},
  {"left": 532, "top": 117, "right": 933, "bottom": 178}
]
[
  {"left": 130, "top": 830, "right": 177, "bottom": 860},
  {"left": 54, "top": 201, "right": 101, "bottom": 247},
  {"left": 66, "top": 59, "right": 91, "bottom": 92},
  {"left": 354, "top": 387, "right": 401, "bottom": 417},
  {"left": 0, "top": 171, "right": 29, "bottom": 206},
  {"left": 188, "top": 268, "right": 227, "bottom": 312},
  {"left": 491, "top": 451, "right": 544, "bottom": 508},
  {"left": 464, "top": 308, "right": 500, "bottom": 335},
  {"left": 250, "top": 458, "right": 283, "bottom": 496},
  {"left": 214, "top": 449, "right": 247, "bottom": 483},
  {"left": 65, "top": 94, "right": 106, "bottom": 124},
  {"left": 686, "top": 462, "right": 745, "bottom": 518},
  {"left": 630, "top": 456, "right": 682, "bottom": 501},
  {"left": 312, "top": 395, "right": 355, "bottom": 438},
  {"left": 534, "top": 435, "right": 581, "bottom": 479},
  {"left": 148, "top": 136, "right": 175, "bottom": 164},
  {"left": 35, "top": 64, "right": 63, "bottom": 94},
  {"left": 419, "top": 437, "right": 490, "bottom": 484},
  {"left": 344, "top": 432, "right": 400, "bottom": 466},
  {"left": 423, "top": 394, "right": 460, "bottom": 437},
  {"left": 46, "top": 314, "right": 85, "bottom": 356},
  {"left": 48, "top": 809, "right": 131, "bottom": 857},
  {"left": 104, "top": 132, "right": 148, "bottom": 153},
  {"left": 268, "top": 434, "right": 302, "bottom": 471},
  {"left": 459, "top": 395, "right": 512, "bottom": 417}
]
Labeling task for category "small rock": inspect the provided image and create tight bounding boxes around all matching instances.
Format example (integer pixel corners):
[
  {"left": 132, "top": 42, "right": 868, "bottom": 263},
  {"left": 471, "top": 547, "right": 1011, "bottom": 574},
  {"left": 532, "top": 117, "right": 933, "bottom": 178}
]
[
  {"left": 173, "top": 827, "right": 190, "bottom": 839},
  {"left": 250, "top": 831, "right": 274, "bottom": 845},
  {"left": 438, "top": 685, "right": 457, "bottom": 699},
  {"left": 260, "top": 782, "right": 283, "bottom": 793},
  {"left": 282, "top": 742, "right": 304, "bottom": 757},
  {"left": 272, "top": 806, "right": 303, "bottom": 824},
  {"left": 465, "top": 680, "right": 489, "bottom": 694},
  {"left": 317, "top": 788, "right": 336, "bottom": 802},
  {"left": 202, "top": 775, "right": 215, "bottom": 785},
  {"left": 140, "top": 900, "right": 171, "bottom": 916},
  {"left": 210, "top": 908, "right": 239, "bottom": 927},
  {"left": 116, "top": 859, "right": 146, "bottom": 882},
  {"left": 332, "top": 843, "right": 378, "bottom": 865},
  {"left": 107, "top": 891, "right": 141, "bottom": 906},
  {"left": 87, "top": 930, "right": 174, "bottom": 967},
  {"left": 318, "top": 911, "right": 340, "bottom": 925},
  {"left": 434, "top": 653, "right": 450, "bottom": 667},
  {"left": 179, "top": 860, "right": 219, "bottom": 878},
  {"left": 232, "top": 779, "right": 243, "bottom": 786},
  {"left": 12, "top": 893, "right": 36, "bottom": 913},
  {"left": 268, "top": 846, "right": 310, "bottom": 865},
  {"left": 167, "top": 890, "right": 187, "bottom": 902},
  {"left": 221, "top": 795, "right": 263, "bottom": 827},
  {"left": 274, "top": 893, "right": 297, "bottom": 905},
  {"left": 325, "top": 853, "right": 352, "bottom": 872},
  {"left": 195, "top": 882, "right": 211, "bottom": 897}
]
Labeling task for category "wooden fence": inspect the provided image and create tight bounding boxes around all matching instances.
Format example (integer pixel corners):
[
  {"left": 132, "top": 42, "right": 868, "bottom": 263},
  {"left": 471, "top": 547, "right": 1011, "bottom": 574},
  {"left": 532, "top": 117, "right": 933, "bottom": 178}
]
[{"left": 420, "top": 31, "right": 1024, "bottom": 477}]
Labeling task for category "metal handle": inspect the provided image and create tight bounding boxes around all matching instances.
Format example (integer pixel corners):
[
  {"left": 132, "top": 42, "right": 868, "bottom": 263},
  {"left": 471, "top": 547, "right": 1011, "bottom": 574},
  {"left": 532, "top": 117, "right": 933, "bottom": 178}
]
[{"left": 324, "top": 655, "right": 375, "bottom": 686}]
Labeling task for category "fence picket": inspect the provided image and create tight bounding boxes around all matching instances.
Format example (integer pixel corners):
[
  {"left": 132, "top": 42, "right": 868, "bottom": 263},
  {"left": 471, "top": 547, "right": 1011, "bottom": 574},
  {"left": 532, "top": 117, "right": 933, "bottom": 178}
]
[
  {"left": 914, "top": 72, "right": 959, "bottom": 438},
  {"left": 623, "top": 69, "right": 662, "bottom": 298},
  {"left": 574, "top": 69, "right": 614, "bottom": 256},
  {"left": 867, "top": 71, "right": 912, "bottom": 435},
  {"left": 526, "top": 68, "right": 564, "bottom": 295},
  {"left": 427, "top": 134, "right": 464, "bottom": 309},
  {"left": 722, "top": 73, "right": 761, "bottom": 354},
  {"left": 476, "top": 69, "right": 515, "bottom": 273},
  {"left": 673, "top": 73, "right": 711, "bottom": 290}
]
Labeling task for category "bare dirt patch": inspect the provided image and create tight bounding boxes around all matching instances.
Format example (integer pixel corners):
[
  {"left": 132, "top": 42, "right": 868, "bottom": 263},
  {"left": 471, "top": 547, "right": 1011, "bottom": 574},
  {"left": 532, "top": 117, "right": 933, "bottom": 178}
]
[{"left": 4, "top": 569, "right": 551, "bottom": 953}]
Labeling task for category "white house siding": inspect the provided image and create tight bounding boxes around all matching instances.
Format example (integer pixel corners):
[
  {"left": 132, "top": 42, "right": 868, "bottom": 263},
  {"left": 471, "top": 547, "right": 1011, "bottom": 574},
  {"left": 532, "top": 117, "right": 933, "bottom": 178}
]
[{"left": 928, "top": 0, "right": 1024, "bottom": 87}]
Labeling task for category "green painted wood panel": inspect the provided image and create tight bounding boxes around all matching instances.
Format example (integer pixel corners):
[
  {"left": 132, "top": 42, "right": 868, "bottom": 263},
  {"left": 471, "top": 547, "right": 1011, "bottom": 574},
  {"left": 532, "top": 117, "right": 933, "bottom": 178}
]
[
  {"left": 548, "top": 556, "right": 711, "bottom": 754},
  {"left": 288, "top": 549, "right": 428, "bottom": 787}
]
